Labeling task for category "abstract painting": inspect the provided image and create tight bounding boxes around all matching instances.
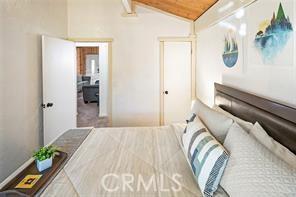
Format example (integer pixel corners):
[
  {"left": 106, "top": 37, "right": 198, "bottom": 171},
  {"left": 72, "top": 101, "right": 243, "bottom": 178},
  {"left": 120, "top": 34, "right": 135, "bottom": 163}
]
[
  {"left": 254, "top": 3, "right": 293, "bottom": 64},
  {"left": 247, "top": 1, "right": 294, "bottom": 67},
  {"left": 223, "top": 30, "right": 239, "bottom": 68}
]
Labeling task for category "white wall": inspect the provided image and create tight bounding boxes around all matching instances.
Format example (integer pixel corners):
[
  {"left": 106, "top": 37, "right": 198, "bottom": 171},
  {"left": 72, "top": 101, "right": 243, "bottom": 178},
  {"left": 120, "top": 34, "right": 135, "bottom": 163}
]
[
  {"left": 68, "top": 0, "right": 190, "bottom": 126},
  {"left": 98, "top": 43, "right": 109, "bottom": 117},
  {"left": 0, "top": 0, "right": 68, "bottom": 183},
  {"left": 195, "top": 0, "right": 296, "bottom": 108}
]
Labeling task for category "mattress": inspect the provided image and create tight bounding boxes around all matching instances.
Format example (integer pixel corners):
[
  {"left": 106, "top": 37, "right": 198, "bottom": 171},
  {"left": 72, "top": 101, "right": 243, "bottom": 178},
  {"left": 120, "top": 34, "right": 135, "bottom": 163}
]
[{"left": 42, "top": 125, "right": 227, "bottom": 197}]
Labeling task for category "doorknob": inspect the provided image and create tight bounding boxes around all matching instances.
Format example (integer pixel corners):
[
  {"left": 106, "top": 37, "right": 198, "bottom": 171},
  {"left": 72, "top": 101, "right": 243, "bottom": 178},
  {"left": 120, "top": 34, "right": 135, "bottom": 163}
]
[
  {"left": 164, "top": 91, "right": 168, "bottom": 95},
  {"left": 47, "top": 103, "right": 54, "bottom": 107},
  {"left": 41, "top": 103, "right": 54, "bottom": 108}
]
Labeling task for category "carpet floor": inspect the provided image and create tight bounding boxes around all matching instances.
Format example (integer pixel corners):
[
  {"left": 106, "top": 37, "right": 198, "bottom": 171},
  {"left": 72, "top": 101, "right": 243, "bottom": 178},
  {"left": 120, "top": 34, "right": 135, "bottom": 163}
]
[{"left": 77, "top": 92, "right": 109, "bottom": 128}]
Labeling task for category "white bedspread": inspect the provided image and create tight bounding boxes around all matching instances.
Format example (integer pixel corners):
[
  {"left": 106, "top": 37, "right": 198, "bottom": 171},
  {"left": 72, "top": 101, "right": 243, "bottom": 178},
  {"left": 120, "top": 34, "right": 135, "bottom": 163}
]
[{"left": 42, "top": 125, "right": 227, "bottom": 197}]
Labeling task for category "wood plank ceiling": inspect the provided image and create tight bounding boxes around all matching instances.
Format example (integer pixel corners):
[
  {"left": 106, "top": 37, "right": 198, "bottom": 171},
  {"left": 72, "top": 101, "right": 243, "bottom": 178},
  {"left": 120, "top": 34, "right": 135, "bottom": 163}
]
[{"left": 133, "top": 0, "right": 218, "bottom": 21}]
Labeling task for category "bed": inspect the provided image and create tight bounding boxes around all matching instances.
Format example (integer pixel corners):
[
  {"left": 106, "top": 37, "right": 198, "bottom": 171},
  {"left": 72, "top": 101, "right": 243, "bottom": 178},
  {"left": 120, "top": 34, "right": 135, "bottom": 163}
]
[
  {"left": 41, "top": 125, "right": 206, "bottom": 196},
  {"left": 41, "top": 83, "right": 296, "bottom": 197},
  {"left": 214, "top": 83, "right": 296, "bottom": 154}
]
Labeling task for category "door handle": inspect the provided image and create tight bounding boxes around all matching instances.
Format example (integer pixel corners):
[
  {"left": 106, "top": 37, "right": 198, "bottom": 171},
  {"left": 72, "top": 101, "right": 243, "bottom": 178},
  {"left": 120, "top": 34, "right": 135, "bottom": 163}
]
[
  {"left": 164, "top": 91, "right": 168, "bottom": 95},
  {"left": 47, "top": 103, "right": 54, "bottom": 107},
  {"left": 41, "top": 103, "right": 54, "bottom": 108}
]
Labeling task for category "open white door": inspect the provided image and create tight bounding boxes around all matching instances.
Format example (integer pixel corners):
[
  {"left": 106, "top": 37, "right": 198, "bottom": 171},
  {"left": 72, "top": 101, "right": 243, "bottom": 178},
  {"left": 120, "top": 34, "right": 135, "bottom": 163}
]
[
  {"left": 42, "top": 36, "right": 76, "bottom": 145},
  {"left": 163, "top": 42, "right": 192, "bottom": 125}
]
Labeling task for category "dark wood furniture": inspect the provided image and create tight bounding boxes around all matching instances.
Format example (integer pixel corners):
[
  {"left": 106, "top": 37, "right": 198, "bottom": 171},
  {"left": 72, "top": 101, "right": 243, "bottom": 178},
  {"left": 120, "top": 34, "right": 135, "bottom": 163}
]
[
  {"left": 0, "top": 129, "right": 92, "bottom": 197},
  {"left": 0, "top": 151, "right": 67, "bottom": 197},
  {"left": 214, "top": 83, "right": 296, "bottom": 154}
]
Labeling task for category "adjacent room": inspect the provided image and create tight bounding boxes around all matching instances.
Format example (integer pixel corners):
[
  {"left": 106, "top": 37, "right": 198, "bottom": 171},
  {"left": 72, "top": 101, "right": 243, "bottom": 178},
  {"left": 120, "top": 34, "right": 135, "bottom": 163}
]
[
  {"left": 76, "top": 42, "right": 110, "bottom": 128},
  {"left": 0, "top": 0, "right": 295, "bottom": 196}
]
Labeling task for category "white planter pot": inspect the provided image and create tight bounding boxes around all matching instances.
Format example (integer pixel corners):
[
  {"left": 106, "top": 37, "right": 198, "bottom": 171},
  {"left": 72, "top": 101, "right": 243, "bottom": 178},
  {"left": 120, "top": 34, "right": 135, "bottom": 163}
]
[{"left": 36, "top": 157, "right": 53, "bottom": 172}]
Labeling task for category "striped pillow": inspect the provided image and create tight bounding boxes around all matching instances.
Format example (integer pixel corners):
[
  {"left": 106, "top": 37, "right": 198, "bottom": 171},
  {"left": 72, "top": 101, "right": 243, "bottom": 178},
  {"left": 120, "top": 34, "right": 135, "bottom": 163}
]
[
  {"left": 182, "top": 116, "right": 205, "bottom": 149},
  {"left": 182, "top": 118, "right": 229, "bottom": 197},
  {"left": 186, "top": 113, "right": 197, "bottom": 124},
  {"left": 184, "top": 113, "right": 197, "bottom": 134}
]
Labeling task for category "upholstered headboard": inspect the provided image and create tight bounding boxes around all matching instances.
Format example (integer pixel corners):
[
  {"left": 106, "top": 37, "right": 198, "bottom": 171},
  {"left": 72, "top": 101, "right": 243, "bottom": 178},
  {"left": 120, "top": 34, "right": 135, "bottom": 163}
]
[{"left": 214, "top": 83, "right": 296, "bottom": 154}]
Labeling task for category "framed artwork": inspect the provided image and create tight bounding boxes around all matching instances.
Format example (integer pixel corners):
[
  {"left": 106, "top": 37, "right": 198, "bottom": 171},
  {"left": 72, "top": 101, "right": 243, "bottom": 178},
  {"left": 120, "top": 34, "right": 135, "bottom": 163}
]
[
  {"left": 246, "top": 0, "right": 294, "bottom": 66},
  {"left": 223, "top": 30, "right": 239, "bottom": 68},
  {"left": 219, "top": 14, "right": 244, "bottom": 74}
]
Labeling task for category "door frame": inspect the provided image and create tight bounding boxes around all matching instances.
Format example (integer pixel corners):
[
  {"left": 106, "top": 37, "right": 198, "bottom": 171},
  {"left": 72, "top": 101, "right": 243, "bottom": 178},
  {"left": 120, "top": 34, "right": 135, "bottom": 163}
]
[
  {"left": 159, "top": 36, "right": 196, "bottom": 126},
  {"left": 68, "top": 38, "right": 114, "bottom": 126}
]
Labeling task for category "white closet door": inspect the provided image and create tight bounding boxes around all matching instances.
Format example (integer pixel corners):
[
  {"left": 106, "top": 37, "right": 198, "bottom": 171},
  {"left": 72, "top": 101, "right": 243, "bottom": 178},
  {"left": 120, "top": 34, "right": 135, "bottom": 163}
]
[
  {"left": 42, "top": 36, "right": 76, "bottom": 145},
  {"left": 163, "top": 42, "right": 192, "bottom": 125}
]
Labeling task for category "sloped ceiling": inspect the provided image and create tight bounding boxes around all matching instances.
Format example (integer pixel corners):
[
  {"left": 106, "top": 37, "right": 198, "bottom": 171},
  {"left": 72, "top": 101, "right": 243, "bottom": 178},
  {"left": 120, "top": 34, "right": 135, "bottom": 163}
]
[{"left": 133, "top": 0, "right": 218, "bottom": 21}]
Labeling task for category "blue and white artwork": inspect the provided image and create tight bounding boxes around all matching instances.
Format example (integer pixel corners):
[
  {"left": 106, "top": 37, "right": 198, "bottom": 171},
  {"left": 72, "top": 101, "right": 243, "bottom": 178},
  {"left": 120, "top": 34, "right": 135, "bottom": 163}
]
[
  {"left": 223, "top": 31, "right": 239, "bottom": 68},
  {"left": 254, "top": 3, "right": 293, "bottom": 64},
  {"left": 247, "top": 1, "right": 294, "bottom": 67}
]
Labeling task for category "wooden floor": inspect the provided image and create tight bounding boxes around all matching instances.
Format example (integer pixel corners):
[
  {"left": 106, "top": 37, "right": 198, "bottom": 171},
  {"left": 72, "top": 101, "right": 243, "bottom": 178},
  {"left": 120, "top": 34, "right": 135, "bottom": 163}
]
[{"left": 77, "top": 92, "right": 109, "bottom": 128}]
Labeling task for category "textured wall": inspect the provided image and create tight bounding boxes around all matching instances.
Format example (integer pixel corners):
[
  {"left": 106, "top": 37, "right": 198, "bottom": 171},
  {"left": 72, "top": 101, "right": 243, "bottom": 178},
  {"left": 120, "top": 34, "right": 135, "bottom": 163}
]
[{"left": 0, "top": 0, "right": 68, "bottom": 183}]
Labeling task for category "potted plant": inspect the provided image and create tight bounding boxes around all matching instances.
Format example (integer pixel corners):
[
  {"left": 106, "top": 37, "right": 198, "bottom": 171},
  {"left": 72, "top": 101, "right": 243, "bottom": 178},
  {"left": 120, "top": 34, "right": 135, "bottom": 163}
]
[{"left": 33, "top": 145, "right": 58, "bottom": 172}]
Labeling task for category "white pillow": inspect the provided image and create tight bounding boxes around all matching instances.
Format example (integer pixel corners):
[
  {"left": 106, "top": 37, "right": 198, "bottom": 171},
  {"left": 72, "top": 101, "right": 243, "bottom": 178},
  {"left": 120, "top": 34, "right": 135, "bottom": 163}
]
[
  {"left": 221, "top": 123, "right": 296, "bottom": 196},
  {"left": 250, "top": 122, "right": 296, "bottom": 168},
  {"left": 191, "top": 99, "right": 234, "bottom": 143},
  {"left": 182, "top": 117, "right": 229, "bottom": 197},
  {"left": 213, "top": 105, "right": 253, "bottom": 132}
]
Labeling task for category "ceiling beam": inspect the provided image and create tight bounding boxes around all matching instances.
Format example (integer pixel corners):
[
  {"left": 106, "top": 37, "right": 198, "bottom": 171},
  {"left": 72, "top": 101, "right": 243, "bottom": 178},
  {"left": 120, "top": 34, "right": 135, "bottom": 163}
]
[{"left": 122, "top": 0, "right": 133, "bottom": 14}]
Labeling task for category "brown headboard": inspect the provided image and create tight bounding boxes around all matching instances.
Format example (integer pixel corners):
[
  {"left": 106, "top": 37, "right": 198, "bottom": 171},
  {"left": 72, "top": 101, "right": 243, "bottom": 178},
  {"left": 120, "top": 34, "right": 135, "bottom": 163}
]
[{"left": 214, "top": 83, "right": 296, "bottom": 154}]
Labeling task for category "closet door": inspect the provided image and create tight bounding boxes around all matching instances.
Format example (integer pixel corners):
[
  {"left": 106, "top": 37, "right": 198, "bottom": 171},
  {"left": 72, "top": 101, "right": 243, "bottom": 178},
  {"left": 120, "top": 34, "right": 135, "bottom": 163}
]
[{"left": 163, "top": 42, "right": 192, "bottom": 125}]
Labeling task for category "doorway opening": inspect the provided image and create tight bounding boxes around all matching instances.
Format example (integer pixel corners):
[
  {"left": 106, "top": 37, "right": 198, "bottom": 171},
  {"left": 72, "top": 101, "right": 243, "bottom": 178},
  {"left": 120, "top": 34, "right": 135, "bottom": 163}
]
[{"left": 75, "top": 42, "right": 111, "bottom": 128}]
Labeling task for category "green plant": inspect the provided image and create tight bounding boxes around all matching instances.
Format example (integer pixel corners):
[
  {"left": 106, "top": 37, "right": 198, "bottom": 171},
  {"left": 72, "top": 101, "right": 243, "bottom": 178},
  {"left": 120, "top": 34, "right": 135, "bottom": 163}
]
[{"left": 33, "top": 145, "right": 59, "bottom": 161}]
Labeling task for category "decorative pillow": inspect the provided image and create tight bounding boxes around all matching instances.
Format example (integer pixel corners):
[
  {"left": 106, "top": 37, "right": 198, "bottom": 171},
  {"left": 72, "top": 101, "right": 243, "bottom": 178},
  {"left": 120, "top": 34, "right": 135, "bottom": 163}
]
[
  {"left": 184, "top": 113, "right": 197, "bottom": 133},
  {"left": 250, "top": 122, "right": 296, "bottom": 168},
  {"left": 191, "top": 99, "right": 234, "bottom": 143},
  {"left": 186, "top": 113, "right": 197, "bottom": 124},
  {"left": 182, "top": 118, "right": 229, "bottom": 197},
  {"left": 186, "top": 101, "right": 198, "bottom": 124},
  {"left": 221, "top": 123, "right": 296, "bottom": 196},
  {"left": 182, "top": 117, "right": 206, "bottom": 153},
  {"left": 212, "top": 105, "right": 253, "bottom": 132}
]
